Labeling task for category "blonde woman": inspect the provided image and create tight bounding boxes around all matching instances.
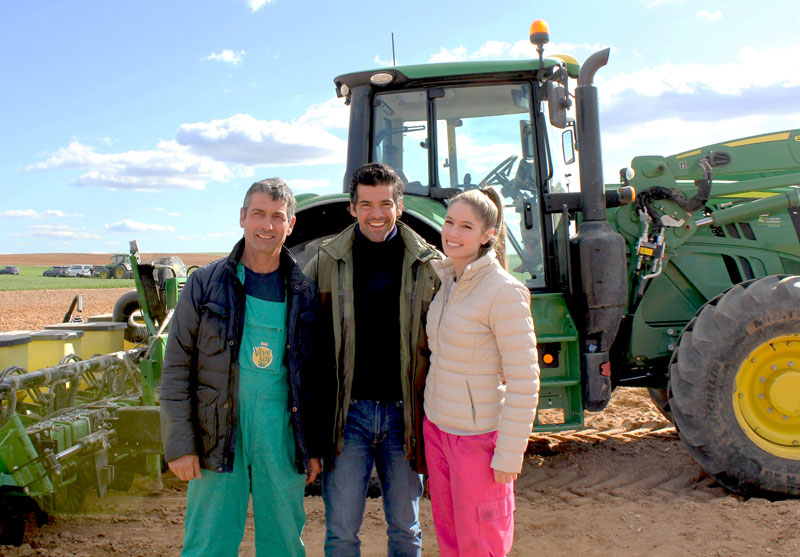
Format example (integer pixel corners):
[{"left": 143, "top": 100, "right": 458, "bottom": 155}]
[{"left": 423, "top": 188, "right": 540, "bottom": 556}]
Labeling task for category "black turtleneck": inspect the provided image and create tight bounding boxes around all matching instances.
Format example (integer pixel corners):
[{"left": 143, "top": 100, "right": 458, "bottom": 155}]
[{"left": 351, "top": 224, "right": 405, "bottom": 402}]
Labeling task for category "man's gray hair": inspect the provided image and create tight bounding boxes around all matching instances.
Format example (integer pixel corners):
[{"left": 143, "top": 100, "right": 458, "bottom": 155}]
[{"left": 242, "top": 178, "right": 296, "bottom": 220}]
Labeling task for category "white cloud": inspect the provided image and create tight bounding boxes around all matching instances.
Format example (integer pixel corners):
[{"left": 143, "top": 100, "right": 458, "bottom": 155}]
[
  {"left": 429, "top": 46, "right": 469, "bottom": 63},
  {"left": 27, "top": 224, "right": 101, "bottom": 240},
  {"left": 202, "top": 50, "right": 246, "bottom": 65},
  {"left": 28, "top": 139, "right": 231, "bottom": 191},
  {"left": 429, "top": 40, "right": 603, "bottom": 63},
  {"left": 374, "top": 55, "right": 394, "bottom": 67},
  {"left": 597, "top": 44, "right": 800, "bottom": 131},
  {"left": 176, "top": 113, "right": 346, "bottom": 166},
  {"left": 0, "top": 209, "right": 83, "bottom": 218},
  {"left": 297, "top": 97, "right": 349, "bottom": 130},
  {"left": 29, "top": 102, "right": 347, "bottom": 192},
  {"left": 696, "top": 10, "right": 722, "bottom": 22},
  {"left": 603, "top": 116, "right": 763, "bottom": 156},
  {"left": 103, "top": 220, "right": 176, "bottom": 233},
  {"left": 247, "top": 0, "right": 272, "bottom": 12}
]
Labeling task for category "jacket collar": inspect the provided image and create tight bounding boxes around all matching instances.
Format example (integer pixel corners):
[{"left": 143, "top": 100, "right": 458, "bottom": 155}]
[
  {"left": 321, "top": 221, "right": 440, "bottom": 264},
  {"left": 223, "top": 238, "right": 246, "bottom": 274},
  {"left": 224, "top": 237, "right": 310, "bottom": 293},
  {"left": 431, "top": 249, "right": 499, "bottom": 284}
]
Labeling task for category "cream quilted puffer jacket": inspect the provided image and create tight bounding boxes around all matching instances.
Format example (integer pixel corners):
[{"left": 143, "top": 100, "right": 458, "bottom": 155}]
[{"left": 423, "top": 250, "right": 540, "bottom": 474}]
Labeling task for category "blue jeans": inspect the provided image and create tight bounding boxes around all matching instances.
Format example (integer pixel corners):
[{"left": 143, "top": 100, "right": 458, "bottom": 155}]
[{"left": 322, "top": 399, "right": 423, "bottom": 557}]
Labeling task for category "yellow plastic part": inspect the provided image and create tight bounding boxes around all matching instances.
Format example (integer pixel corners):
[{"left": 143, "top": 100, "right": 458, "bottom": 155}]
[
  {"left": 733, "top": 334, "right": 800, "bottom": 459},
  {"left": 43, "top": 322, "right": 126, "bottom": 358},
  {"left": 27, "top": 332, "right": 82, "bottom": 371},
  {"left": 0, "top": 337, "right": 30, "bottom": 371}
]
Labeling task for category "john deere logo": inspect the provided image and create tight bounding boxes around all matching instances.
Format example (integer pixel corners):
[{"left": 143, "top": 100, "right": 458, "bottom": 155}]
[{"left": 252, "top": 344, "right": 273, "bottom": 368}]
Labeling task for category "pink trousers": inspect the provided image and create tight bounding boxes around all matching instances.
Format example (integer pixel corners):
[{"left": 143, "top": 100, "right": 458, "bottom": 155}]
[{"left": 423, "top": 416, "right": 515, "bottom": 557}]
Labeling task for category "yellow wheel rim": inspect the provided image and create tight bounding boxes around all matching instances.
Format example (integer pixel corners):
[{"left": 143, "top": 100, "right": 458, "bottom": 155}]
[{"left": 733, "top": 334, "right": 800, "bottom": 459}]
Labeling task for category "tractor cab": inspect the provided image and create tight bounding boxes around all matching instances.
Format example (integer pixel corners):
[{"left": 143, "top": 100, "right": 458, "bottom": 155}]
[{"left": 303, "top": 51, "right": 584, "bottom": 294}]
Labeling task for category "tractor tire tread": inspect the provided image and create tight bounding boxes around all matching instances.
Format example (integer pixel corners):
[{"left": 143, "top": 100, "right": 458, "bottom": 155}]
[{"left": 668, "top": 275, "right": 800, "bottom": 498}]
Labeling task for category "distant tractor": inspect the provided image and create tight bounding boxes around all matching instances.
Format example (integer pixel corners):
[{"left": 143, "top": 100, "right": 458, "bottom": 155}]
[{"left": 94, "top": 254, "right": 132, "bottom": 279}]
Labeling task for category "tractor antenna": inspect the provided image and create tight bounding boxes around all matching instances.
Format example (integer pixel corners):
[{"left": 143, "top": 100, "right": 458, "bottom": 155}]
[{"left": 392, "top": 32, "right": 396, "bottom": 66}]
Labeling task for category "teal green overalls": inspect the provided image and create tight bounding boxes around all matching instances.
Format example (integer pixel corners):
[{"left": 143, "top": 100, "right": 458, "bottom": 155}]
[{"left": 181, "top": 263, "right": 306, "bottom": 556}]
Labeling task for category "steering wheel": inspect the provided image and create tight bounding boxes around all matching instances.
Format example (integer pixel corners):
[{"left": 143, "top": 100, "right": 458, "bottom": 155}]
[{"left": 479, "top": 155, "right": 518, "bottom": 190}]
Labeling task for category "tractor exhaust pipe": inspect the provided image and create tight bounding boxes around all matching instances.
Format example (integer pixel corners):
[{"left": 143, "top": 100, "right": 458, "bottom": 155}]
[
  {"left": 576, "top": 48, "right": 610, "bottom": 221},
  {"left": 571, "top": 48, "right": 627, "bottom": 412}
]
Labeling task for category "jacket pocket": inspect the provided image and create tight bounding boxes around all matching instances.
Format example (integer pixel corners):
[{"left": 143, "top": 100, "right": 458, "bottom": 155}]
[
  {"left": 197, "top": 302, "right": 228, "bottom": 356},
  {"left": 196, "top": 387, "right": 220, "bottom": 454},
  {"left": 465, "top": 380, "right": 477, "bottom": 424}
]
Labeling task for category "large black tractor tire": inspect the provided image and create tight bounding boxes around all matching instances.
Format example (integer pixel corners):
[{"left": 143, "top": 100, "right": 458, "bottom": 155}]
[
  {"left": 669, "top": 275, "right": 800, "bottom": 498},
  {"left": 112, "top": 290, "right": 149, "bottom": 343}
]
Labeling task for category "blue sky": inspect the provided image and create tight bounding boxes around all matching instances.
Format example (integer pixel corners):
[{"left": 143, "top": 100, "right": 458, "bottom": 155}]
[{"left": 2, "top": 0, "right": 799, "bottom": 254}]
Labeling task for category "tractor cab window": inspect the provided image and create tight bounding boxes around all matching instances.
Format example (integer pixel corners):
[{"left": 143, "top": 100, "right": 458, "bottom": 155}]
[
  {"left": 373, "top": 90, "right": 430, "bottom": 192},
  {"left": 373, "top": 83, "right": 545, "bottom": 288},
  {"left": 432, "top": 83, "right": 544, "bottom": 287}
]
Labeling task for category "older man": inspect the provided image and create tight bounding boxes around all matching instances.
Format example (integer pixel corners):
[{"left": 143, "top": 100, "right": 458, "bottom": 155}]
[{"left": 161, "top": 178, "right": 322, "bottom": 556}]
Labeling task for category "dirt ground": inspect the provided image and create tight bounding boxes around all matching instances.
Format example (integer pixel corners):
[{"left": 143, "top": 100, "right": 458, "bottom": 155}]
[{"left": 2, "top": 285, "right": 799, "bottom": 556}]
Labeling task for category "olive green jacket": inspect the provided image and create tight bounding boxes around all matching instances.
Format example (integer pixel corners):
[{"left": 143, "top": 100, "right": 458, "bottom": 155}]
[{"left": 303, "top": 221, "right": 440, "bottom": 472}]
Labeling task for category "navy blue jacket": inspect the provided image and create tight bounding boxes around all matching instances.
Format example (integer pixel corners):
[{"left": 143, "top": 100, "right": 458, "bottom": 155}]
[{"left": 160, "top": 238, "right": 323, "bottom": 474}]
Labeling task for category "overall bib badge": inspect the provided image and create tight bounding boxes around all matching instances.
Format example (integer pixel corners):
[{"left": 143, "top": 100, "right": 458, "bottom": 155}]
[{"left": 252, "top": 344, "right": 273, "bottom": 368}]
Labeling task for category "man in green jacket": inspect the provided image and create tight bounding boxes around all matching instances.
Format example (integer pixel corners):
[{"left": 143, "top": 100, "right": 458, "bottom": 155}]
[{"left": 304, "top": 163, "right": 440, "bottom": 556}]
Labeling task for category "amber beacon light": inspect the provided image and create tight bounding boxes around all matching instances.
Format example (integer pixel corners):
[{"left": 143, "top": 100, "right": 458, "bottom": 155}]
[{"left": 529, "top": 19, "right": 550, "bottom": 48}]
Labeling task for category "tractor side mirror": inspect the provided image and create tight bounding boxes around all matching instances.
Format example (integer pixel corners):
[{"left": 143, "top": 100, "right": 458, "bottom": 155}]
[
  {"left": 562, "top": 129, "right": 576, "bottom": 165},
  {"left": 546, "top": 81, "right": 569, "bottom": 129}
]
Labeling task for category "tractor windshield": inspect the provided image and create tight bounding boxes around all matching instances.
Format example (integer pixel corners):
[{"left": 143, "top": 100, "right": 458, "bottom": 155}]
[{"left": 372, "top": 83, "right": 545, "bottom": 287}]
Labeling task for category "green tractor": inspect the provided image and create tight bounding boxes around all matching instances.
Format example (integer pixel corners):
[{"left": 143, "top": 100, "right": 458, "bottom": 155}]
[
  {"left": 94, "top": 253, "right": 133, "bottom": 279},
  {"left": 286, "top": 22, "right": 800, "bottom": 498}
]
